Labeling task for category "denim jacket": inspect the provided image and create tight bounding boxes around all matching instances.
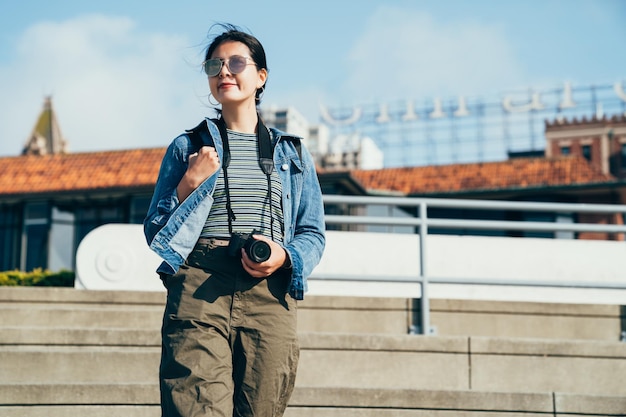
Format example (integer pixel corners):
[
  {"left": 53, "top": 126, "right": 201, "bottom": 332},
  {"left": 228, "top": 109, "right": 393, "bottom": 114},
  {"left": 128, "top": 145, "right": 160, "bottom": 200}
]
[{"left": 144, "top": 118, "right": 325, "bottom": 300}]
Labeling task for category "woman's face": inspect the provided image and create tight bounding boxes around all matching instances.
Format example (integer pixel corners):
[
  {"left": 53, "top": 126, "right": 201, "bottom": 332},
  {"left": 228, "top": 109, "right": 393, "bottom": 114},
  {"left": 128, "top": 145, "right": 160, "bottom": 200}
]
[{"left": 208, "top": 40, "right": 267, "bottom": 110}]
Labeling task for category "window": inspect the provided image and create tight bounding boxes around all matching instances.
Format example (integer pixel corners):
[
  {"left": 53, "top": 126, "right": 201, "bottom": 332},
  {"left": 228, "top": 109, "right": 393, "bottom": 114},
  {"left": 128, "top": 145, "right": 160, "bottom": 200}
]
[
  {"left": 561, "top": 146, "right": 570, "bottom": 156},
  {"left": 22, "top": 202, "right": 50, "bottom": 271},
  {"left": 582, "top": 145, "right": 591, "bottom": 161},
  {"left": 130, "top": 195, "right": 152, "bottom": 224},
  {"left": 48, "top": 207, "right": 75, "bottom": 271},
  {"left": 621, "top": 143, "right": 626, "bottom": 169},
  {"left": 1, "top": 197, "right": 141, "bottom": 273},
  {"left": 0, "top": 205, "right": 21, "bottom": 270},
  {"left": 75, "top": 204, "right": 126, "bottom": 245}
]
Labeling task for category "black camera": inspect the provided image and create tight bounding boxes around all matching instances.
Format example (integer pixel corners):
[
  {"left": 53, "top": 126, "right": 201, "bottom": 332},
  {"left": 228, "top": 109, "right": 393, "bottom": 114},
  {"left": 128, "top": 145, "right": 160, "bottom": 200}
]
[{"left": 228, "top": 229, "right": 271, "bottom": 263}]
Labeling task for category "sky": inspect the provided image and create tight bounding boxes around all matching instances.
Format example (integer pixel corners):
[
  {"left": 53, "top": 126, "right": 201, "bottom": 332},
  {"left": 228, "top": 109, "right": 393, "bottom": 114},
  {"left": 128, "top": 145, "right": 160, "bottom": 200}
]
[{"left": 0, "top": 0, "right": 624, "bottom": 157}]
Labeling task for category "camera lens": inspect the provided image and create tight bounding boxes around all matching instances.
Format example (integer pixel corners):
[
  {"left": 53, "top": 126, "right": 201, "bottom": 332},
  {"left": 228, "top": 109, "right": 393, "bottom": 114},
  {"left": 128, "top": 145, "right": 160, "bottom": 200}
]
[{"left": 247, "top": 240, "right": 271, "bottom": 263}]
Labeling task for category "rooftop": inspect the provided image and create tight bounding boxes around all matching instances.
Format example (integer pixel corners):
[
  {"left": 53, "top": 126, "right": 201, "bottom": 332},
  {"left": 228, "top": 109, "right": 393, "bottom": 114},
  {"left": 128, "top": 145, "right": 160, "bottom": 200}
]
[
  {"left": 0, "top": 149, "right": 616, "bottom": 198},
  {"left": 1, "top": 104, "right": 621, "bottom": 199},
  {"left": 351, "top": 156, "right": 616, "bottom": 196},
  {"left": 0, "top": 148, "right": 165, "bottom": 196}
]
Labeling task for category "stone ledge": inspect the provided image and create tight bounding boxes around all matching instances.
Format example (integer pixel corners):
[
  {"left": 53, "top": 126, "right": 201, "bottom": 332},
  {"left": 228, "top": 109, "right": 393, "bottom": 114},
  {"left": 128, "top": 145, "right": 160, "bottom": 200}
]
[
  {"left": 299, "top": 332, "right": 468, "bottom": 352},
  {"left": 3, "top": 328, "right": 625, "bottom": 360},
  {"left": 0, "top": 305, "right": 162, "bottom": 329},
  {"left": 0, "top": 405, "right": 159, "bottom": 417},
  {"left": 301, "top": 295, "right": 410, "bottom": 310},
  {"left": 0, "top": 383, "right": 158, "bottom": 405},
  {"left": 2, "top": 287, "right": 620, "bottom": 317},
  {"left": 470, "top": 336, "right": 626, "bottom": 358},
  {"left": 2, "top": 385, "right": 624, "bottom": 415},
  {"left": 555, "top": 392, "right": 626, "bottom": 415},
  {"left": 0, "top": 287, "right": 165, "bottom": 305},
  {"left": 0, "top": 326, "right": 160, "bottom": 346},
  {"left": 291, "top": 387, "right": 552, "bottom": 412},
  {"left": 430, "top": 298, "right": 620, "bottom": 316}
]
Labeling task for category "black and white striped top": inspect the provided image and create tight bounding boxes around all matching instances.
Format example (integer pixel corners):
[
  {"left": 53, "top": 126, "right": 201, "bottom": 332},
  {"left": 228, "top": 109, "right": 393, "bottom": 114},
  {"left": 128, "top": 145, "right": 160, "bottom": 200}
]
[{"left": 201, "top": 129, "right": 284, "bottom": 243}]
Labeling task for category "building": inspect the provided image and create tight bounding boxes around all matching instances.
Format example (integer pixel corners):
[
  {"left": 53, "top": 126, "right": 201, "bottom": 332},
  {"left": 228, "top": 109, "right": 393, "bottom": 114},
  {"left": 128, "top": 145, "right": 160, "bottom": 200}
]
[
  {"left": 260, "top": 106, "right": 310, "bottom": 140},
  {"left": 261, "top": 106, "right": 384, "bottom": 170},
  {"left": 545, "top": 114, "right": 626, "bottom": 179},
  {"left": 321, "top": 115, "right": 626, "bottom": 238},
  {"left": 320, "top": 132, "right": 384, "bottom": 170},
  {"left": 0, "top": 98, "right": 157, "bottom": 271},
  {"left": 1, "top": 100, "right": 625, "bottom": 273}
]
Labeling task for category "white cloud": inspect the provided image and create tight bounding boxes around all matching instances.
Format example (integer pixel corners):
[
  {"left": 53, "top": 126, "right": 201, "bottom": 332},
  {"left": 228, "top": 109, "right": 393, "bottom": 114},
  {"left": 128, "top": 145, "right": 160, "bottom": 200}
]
[
  {"left": 340, "top": 6, "right": 526, "bottom": 103},
  {"left": 0, "top": 14, "right": 211, "bottom": 156}
]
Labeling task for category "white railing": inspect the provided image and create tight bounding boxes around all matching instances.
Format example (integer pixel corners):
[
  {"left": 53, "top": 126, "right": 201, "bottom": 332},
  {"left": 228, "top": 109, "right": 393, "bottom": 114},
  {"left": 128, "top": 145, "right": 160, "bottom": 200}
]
[{"left": 320, "top": 195, "right": 626, "bottom": 335}]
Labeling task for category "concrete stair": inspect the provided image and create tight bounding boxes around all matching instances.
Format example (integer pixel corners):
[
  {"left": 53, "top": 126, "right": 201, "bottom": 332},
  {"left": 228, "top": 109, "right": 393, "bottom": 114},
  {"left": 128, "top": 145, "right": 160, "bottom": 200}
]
[{"left": 1, "top": 287, "right": 625, "bottom": 416}]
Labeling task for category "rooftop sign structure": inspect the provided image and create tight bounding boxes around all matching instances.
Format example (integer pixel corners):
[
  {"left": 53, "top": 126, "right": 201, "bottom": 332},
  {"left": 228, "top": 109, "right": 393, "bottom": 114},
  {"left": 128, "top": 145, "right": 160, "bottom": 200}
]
[{"left": 320, "top": 81, "right": 626, "bottom": 167}]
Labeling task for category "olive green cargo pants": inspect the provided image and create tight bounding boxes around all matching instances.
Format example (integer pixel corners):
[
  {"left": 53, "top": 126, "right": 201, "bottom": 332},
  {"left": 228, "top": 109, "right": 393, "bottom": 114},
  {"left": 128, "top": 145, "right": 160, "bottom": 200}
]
[{"left": 159, "top": 242, "right": 299, "bottom": 417}]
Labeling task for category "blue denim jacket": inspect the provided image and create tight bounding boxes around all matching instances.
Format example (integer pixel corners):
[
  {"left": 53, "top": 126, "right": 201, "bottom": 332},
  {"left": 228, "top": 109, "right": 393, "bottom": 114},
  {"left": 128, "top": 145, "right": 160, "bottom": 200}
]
[{"left": 144, "top": 118, "right": 325, "bottom": 300}]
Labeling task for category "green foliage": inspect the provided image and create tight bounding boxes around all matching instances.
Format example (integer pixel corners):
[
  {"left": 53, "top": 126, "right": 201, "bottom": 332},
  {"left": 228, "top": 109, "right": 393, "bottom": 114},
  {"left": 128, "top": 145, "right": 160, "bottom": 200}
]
[{"left": 0, "top": 269, "right": 74, "bottom": 287}]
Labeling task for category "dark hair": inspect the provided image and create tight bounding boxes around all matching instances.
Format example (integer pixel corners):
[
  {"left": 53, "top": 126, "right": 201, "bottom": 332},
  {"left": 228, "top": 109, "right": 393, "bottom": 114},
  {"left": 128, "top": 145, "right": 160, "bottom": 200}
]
[{"left": 204, "top": 23, "right": 268, "bottom": 104}]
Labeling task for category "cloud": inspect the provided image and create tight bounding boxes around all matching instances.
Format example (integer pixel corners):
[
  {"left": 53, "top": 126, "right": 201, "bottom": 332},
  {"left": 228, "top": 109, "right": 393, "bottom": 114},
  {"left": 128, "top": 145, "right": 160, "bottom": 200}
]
[
  {"left": 0, "top": 14, "right": 210, "bottom": 156},
  {"left": 340, "top": 6, "right": 525, "bottom": 103}
]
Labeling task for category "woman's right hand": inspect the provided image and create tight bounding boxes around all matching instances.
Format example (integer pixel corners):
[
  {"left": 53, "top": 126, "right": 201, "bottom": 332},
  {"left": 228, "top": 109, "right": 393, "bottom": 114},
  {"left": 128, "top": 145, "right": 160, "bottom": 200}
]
[{"left": 177, "top": 146, "right": 220, "bottom": 202}]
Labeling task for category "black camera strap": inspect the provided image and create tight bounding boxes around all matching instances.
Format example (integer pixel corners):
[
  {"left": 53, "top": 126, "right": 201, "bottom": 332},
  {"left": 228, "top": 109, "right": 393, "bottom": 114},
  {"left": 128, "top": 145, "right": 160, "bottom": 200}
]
[{"left": 213, "top": 115, "right": 276, "bottom": 241}]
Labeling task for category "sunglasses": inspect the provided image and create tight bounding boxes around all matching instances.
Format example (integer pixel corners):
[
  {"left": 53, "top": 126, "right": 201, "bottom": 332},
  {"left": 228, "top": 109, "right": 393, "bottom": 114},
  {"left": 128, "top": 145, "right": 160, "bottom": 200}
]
[{"left": 203, "top": 55, "right": 256, "bottom": 77}]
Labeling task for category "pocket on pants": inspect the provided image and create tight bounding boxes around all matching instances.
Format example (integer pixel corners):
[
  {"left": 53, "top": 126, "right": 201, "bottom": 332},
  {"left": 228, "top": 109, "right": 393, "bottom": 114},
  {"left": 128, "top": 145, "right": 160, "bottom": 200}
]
[
  {"left": 159, "top": 263, "right": 189, "bottom": 291},
  {"left": 186, "top": 248, "right": 221, "bottom": 271}
]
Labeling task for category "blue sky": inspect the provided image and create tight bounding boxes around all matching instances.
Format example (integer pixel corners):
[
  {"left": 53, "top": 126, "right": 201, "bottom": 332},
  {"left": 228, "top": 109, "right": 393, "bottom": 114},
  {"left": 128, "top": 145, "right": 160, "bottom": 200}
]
[{"left": 0, "top": 0, "right": 624, "bottom": 156}]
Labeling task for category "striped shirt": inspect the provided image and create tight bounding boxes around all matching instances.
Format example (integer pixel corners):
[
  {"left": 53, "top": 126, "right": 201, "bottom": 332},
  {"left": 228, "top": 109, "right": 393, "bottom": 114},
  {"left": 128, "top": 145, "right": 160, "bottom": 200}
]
[{"left": 201, "top": 129, "right": 284, "bottom": 243}]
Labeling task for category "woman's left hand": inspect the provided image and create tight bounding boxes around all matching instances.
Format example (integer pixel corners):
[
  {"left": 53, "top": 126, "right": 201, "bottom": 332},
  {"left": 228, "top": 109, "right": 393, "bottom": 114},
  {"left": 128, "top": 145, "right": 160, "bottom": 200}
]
[{"left": 240, "top": 234, "right": 289, "bottom": 278}]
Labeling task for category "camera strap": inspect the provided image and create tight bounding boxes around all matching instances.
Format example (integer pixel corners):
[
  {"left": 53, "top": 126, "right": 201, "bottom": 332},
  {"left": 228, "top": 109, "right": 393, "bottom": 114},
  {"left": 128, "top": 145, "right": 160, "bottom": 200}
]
[{"left": 213, "top": 115, "right": 276, "bottom": 241}]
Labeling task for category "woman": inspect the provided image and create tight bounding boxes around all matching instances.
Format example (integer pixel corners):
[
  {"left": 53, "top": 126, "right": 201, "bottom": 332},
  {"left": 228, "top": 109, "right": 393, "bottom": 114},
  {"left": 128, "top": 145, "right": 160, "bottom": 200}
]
[{"left": 144, "top": 24, "right": 326, "bottom": 417}]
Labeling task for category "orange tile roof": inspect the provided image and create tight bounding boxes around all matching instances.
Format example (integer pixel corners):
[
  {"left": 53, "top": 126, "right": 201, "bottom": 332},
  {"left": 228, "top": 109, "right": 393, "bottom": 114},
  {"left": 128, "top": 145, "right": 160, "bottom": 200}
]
[
  {"left": 351, "top": 156, "right": 616, "bottom": 196},
  {"left": 0, "top": 149, "right": 617, "bottom": 198},
  {"left": 0, "top": 148, "right": 165, "bottom": 196}
]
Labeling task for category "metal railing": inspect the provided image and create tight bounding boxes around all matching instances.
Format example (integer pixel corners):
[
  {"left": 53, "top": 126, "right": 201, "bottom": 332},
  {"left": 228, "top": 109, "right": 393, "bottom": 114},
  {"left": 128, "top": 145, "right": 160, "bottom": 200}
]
[{"left": 319, "top": 194, "right": 626, "bottom": 335}]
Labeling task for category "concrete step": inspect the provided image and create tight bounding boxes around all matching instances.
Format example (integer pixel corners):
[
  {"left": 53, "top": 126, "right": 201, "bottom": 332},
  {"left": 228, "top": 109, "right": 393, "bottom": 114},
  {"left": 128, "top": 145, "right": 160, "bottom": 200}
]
[
  {"left": 1, "top": 385, "right": 625, "bottom": 417},
  {"left": 1, "top": 286, "right": 623, "bottom": 340},
  {"left": 0, "top": 345, "right": 160, "bottom": 384},
  {"left": 299, "top": 333, "right": 626, "bottom": 396},
  {"left": 0, "top": 326, "right": 159, "bottom": 346},
  {"left": 1, "top": 287, "right": 626, "bottom": 415},
  {"left": 0, "top": 383, "right": 158, "bottom": 417},
  {"left": 2, "top": 327, "right": 626, "bottom": 397},
  {"left": 0, "top": 304, "right": 163, "bottom": 328}
]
